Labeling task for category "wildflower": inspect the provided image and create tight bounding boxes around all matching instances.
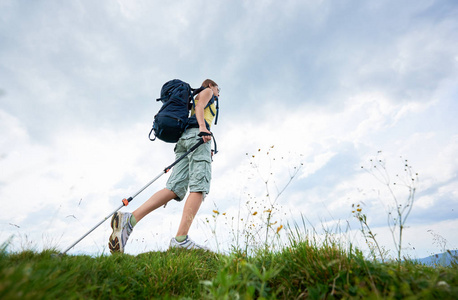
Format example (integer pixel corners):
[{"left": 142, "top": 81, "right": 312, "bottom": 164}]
[
  {"left": 222, "top": 213, "right": 226, "bottom": 216},
  {"left": 252, "top": 212, "right": 258, "bottom": 216},
  {"left": 213, "top": 210, "right": 220, "bottom": 215},
  {"left": 264, "top": 209, "right": 272, "bottom": 213},
  {"left": 276, "top": 225, "right": 283, "bottom": 234},
  {"left": 357, "top": 208, "right": 362, "bottom": 212}
]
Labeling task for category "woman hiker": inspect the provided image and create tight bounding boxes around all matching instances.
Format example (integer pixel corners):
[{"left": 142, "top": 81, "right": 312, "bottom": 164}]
[{"left": 108, "top": 79, "right": 220, "bottom": 253}]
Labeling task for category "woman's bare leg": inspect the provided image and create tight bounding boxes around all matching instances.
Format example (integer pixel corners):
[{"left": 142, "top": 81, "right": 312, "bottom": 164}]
[
  {"left": 132, "top": 188, "right": 177, "bottom": 223},
  {"left": 175, "top": 192, "right": 203, "bottom": 236}
]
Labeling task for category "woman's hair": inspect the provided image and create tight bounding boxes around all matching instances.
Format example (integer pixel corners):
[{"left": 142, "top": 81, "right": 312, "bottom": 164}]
[{"left": 201, "top": 79, "right": 218, "bottom": 88}]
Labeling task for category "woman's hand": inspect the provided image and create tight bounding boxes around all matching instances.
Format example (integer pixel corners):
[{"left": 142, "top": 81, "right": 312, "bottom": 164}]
[{"left": 199, "top": 127, "right": 212, "bottom": 143}]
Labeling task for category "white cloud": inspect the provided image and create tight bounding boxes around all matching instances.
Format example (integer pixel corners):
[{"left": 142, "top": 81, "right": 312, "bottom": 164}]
[{"left": 1, "top": 0, "right": 457, "bottom": 257}]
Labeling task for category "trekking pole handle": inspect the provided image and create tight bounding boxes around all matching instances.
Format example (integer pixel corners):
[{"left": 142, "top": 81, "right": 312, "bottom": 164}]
[
  {"left": 198, "top": 131, "right": 211, "bottom": 137},
  {"left": 198, "top": 131, "right": 217, "bottom": 154}
]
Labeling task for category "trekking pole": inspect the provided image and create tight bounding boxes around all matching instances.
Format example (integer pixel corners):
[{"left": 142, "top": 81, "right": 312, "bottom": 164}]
[{"left": 59, "top": 138, "right": 205, "bottom": 255}]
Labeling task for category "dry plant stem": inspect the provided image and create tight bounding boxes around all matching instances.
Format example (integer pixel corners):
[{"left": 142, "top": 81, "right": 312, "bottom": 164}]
[
  {"left": 363, "top": 153, "right": 417, "bottom": 266},
  {"left": 244, "top": 147, "right": 303, "bottom": 255},
  {"left": 261, "top": 164, "right": 302, "bottom": 252},
  {"left": 354, "top": 209, "right": 385, "bottom": 262}
]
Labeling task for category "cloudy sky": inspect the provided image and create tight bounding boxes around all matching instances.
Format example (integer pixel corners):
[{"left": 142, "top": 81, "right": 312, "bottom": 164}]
[{"left": 1, "top": 0, "right": 457, "bottom": 258}]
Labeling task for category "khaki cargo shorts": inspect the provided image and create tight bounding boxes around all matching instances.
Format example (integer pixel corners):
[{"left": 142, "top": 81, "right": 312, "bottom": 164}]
[{"left": 166, "top": 128, "right": 212, "bottom": 201}]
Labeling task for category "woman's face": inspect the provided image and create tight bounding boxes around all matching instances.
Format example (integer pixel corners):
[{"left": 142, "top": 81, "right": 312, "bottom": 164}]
[{"left": 210, "top": 84, "right": 220, "bottom": 97}]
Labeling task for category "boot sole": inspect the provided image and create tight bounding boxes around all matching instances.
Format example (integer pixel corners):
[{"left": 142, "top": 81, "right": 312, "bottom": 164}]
[{"left": 108, "top": 212, "right": 122, "bottom": 253}]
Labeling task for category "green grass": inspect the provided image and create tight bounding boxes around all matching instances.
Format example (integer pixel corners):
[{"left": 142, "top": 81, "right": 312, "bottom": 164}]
[{"left": 1, "top": 241, "right": 457, "bottom": 299}]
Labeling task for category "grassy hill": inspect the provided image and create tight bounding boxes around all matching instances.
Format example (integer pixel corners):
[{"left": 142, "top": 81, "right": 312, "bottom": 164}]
[{"left": 1, "top": 241, "right": 457, "bottom": 299}]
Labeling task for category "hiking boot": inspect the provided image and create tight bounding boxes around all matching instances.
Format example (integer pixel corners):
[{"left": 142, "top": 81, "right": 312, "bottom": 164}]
[
  {"left": 169, "top": 236, "right": 209, "bottom": 251},
  {"left": 108, "top": 212, "right": 133, "bottom": 253}
]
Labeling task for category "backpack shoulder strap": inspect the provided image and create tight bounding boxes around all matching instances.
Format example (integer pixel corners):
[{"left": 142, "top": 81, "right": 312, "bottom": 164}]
[
  {"left": 189, "top": 87, "right": 219, "bottom": 125},
  {"left": 190, "top": 86, "right": 206, "bottom": 110},
  {"left": 191, "top": 86, "right": 206, "bottom": 97},
  {"left": 213, "top": 96, "right": 219, "bottom": 125}
]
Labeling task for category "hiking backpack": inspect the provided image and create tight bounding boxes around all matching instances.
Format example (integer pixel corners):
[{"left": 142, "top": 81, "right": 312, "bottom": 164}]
[{"left": 148, "top": 79, "right": 219, "bottom": 143}]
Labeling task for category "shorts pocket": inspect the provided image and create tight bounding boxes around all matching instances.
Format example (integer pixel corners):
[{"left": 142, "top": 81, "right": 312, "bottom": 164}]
[
  {"left": 190, "top": 156, "right": 212, "bottom": 192},
  {"left": 195, "top": 159, "right": 211, "bottom": 182}
]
